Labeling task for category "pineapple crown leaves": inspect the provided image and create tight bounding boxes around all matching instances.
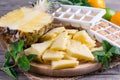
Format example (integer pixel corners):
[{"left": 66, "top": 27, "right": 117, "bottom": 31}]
[
  {"left": 33, "top": 0, "right": 49, "bottom": 13},
  {"left": 31, "top": 0, "right": 62, "bottom": 13}
]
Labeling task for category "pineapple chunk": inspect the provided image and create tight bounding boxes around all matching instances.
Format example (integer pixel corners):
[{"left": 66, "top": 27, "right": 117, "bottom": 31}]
[
  {"left": 31, "top": 40, "right": 52, "bottom": 62},
  {"left": 42, "top": 27, "right": 65, "bottom": 40},
  {"left": 42, "top": 50, "right": 65, "bottom": 61},
  {"left": 66, "top": 29, "right": 78, "bottom": 36},
  {"left": 24, "top": 48, "right": 32, "bottom": 55},
  {"left": 52, "top": 60, "right": 79, "bottom": 69},
  {"left": 64, "top": 54, "right": 77, "bottom": 61},
  {"left": 51, "top": 31, "right": 68, "bottom": 50},
  {"left": 73, "top": 30, "right": 96, "bottom": 49},
  {"left": 67, "top": 42, "right": 95, "bottom": 61}
]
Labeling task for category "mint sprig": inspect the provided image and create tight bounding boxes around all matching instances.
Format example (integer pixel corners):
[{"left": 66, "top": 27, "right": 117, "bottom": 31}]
[
  {"left": 1, "top": 40, "right": 37, "bottom": 80},
  {"left": 92, "top": 40, "right": 120, "bottom": 68},
  {"left": 59, "top": 0, "right": 91, "bottom": 7}
]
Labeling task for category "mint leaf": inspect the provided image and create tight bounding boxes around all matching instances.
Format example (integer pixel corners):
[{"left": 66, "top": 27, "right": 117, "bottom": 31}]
[
  {"left": 109, "top": 46, "right": 120, "bottom": 55},
  {"left": 12, "top": 40, "right": 24, "bottom": 53},
  {"left": 102, "top": 40, "right": 112, "bottom": 53},
  {"left": 102, "top": 56, "right": 110, "bottom": 68},
  {"left": 1, "top": 67, "right": 18, "bottom": 80},
  {"left": 18, "top": 56, "right": 30, "bottom": 71},
  {"left": 27, "top": 54, "right": 37, "bottom": 61},
  {"left": 92, "top": 51, "right": 104, "bottom": 56}
]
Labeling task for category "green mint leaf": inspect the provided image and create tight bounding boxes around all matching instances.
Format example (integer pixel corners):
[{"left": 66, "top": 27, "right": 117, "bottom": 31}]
[
  {"left": 10, "top": 50, "right": 17, "bottom": 60},
  {"left": 59, "top": 1, "right": 73, "bottom": 5},
  {"left": 92, "top": 50, "right": 104, "bottom": 56},
  {"left": 18, "top": 56, "right": 30, "bottom": 71},
  {"left": 3, "top": 51, "right": 11, "bottom": 67},
  {"left": 1, "top": 67, "right": 18, "bottom": 80},
  {"left": 102, "top": 40, "right": 112, "bottom": 53},
  {"left": 109, "top": 46, "right": 120, "bottom": 55},
  {"left": 75, "top": 2, "right": 83, "bottom": 6},
  {"left": 27, "top": 54, "right": 37, "bottom": 61},
  {"left": 102, "top": 56, "right": 110, "bottom": 68},
  {"left": 12, "top": 40, "right": 24, "bottom": 53}
]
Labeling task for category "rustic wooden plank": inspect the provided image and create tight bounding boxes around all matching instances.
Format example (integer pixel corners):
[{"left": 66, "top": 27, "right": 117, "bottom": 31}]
[
  {"left": 0, "top": 70, "right": 27, "bottom": 80},
  {"left": 77, "top": 75, "right": 120, "bottom": 80}
]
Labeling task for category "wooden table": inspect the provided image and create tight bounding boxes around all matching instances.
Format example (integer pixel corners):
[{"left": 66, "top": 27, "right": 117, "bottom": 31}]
[{"left": 0, "top": 0, "right": 120, "bottom": 80}]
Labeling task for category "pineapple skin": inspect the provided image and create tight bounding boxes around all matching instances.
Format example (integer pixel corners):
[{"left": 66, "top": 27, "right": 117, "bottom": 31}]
[{"left": 0, "top": 24, "right": 52, "bottom": 48}]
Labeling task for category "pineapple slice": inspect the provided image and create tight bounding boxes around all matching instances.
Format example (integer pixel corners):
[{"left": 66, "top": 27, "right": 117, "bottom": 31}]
[
  {"left": 66, "top": 29, "right": 78, "bottom": 36},
  {"left": 42, "top": 27, "right": 65, "bottom": 40},
  {"left": 50, "top": 31, "right": 68, "bottom": 50},
  {"left": 24, "top": 48, "right": 32, "bottom": 55},
  {"left": 52, "top": 60, "right": 79, "bottom": 69},
  {"left": 67, "top": 44, "right": 95, "bottom": 61},
  {"left": 73, "top": 30, "right": 96, "bottom": 49},
  {"left": 64, "top": 54, "right": 77, "bottom": 61},
  {"left": 0, "top": 7, "right": 26, "bottom": 27},
  {"left": 42, "top": 50, "right": 65, "bottom": 61},
  {"left": 0, "top": 6, "right": 53, "bottom": 47},
  {"left": 30, "top": 40, "right": 52, "bottom": 62}
]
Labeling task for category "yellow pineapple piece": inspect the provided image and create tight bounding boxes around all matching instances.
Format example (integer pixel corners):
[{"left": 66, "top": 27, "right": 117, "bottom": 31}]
[
  {"left": 66, "top": 29, "right": 78, "bottom": 36},
  {"left": 0, "top": 7, "right": 26, "bottom": 27},
  {"left": 42, "top": 27, "right": 66, "bottom": 40},
  {"left": 67, "top": 41, "right": 95, "bottom": 61},
  {"left": 73, "top": 30, "right": 96, "bottom": 49},
  {"left": 42, "top": 50, "right": 65, "bottom": 61},
  {"left": 50, "top": 31, "right": 68, "bottom": 50},
  {"left": 30, "top": 40, "right": 52, "bottom": 62},
  {"left": 64, "top": 54, "right": 77, "bottom": 61},
  {"left": 52, "top": 60, "right": 79, "bottom": 69},
  {"left": 24, "top": 48, "right": 32, "bottom": 55}
]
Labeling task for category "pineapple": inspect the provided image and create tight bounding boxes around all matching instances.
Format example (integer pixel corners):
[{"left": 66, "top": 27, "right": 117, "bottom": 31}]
[
  {"left": 63, "top": 54, "right": 77, "bottom": 61},
  {"left": 29, "top": 40, "right": 52, "bottom": 62},
  {"left": 50, "top": 31, "right": 68, "bottom": 50},
  {"left": 66, "top": 29, "right": 78, "bottom": 36},
  {"left": 0, "top": 0, "right": 53, "bottom": 48},
  {"left": 67, "top": 40, "right": 94, "bottom": 61},
  {"left": 52, "top": 60, "right": 79, "bottom": 69},
  {"left": 73, "top": 30, "right": 96, "bottom": 49},
  {"left": 41, "top": 27, "right": 65, "bottom": 41},
  {"left": 24, "top": 48, "right": 32, "bottom": 55},
  {"left": 42, "top": 50, "right": 65, "bottom": 61}
]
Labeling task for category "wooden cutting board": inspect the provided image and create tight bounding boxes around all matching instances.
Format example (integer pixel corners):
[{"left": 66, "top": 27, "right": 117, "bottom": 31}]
[{"left": 29, "top": 62, "right": 102, "bottom": 77}]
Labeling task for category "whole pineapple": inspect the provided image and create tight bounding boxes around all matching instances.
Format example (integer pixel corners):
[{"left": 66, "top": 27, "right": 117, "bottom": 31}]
[{"left": 0, "top": 0, "right": 53, "bottom": 48}]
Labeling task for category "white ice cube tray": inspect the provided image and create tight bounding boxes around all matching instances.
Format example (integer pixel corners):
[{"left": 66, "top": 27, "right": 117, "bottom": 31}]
[
  {"left": 89, "top": 19, "right": 120, "bottom": 48},
  {"left": 52, "top": 5, "right": 106, "bottom": 30}
]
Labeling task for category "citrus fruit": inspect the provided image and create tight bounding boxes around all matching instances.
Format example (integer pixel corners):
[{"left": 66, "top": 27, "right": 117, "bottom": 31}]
[
  {"left": 87, "top": 0, "right": 106, "bottom": 8},
  {"left": 111, "top": 12, "right": 120, "bottom": 26},
  {"left": 103, "top": 8, "right": 116, "bottom": 21}
]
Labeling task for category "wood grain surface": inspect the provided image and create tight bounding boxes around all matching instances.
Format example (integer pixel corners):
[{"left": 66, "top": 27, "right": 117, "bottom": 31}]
[{"left": 0, "top": 0, "right": 120, "bottom": 80}]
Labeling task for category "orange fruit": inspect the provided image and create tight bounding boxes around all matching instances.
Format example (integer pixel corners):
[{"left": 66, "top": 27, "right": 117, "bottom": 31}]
[
  {"left": 111, "top": 12, "right": 120, "bottom": 26},
  {"left": 87, "top": 0, "right": 106, "bottom": 8}
]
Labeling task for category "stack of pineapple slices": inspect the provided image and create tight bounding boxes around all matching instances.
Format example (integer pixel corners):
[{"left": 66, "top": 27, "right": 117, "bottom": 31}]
[
  {"left": 24, "top": 27, "right": 96, "bottom": 70},
  {"left": 0, "top": 1, "right": 53, "bottom": 47}
]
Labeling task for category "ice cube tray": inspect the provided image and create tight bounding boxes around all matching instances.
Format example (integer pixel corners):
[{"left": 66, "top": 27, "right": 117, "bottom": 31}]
[
  {"left": 52, "top": 5, "right": 106, "bottom": 30},
  {"left": 89, "top": 19, "right": 120, "bottom": 48}
]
